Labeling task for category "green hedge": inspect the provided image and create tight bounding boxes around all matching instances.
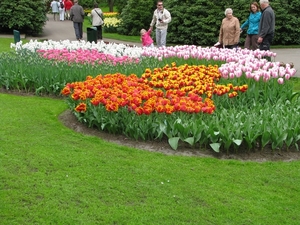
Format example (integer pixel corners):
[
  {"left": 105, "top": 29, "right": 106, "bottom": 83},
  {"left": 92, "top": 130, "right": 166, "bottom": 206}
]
[
  {"left": 117, "top": 0, "right": 300, "bottom": 46},
  {"left": 0, "top": 0, "right": 47, "bottom": 35}
]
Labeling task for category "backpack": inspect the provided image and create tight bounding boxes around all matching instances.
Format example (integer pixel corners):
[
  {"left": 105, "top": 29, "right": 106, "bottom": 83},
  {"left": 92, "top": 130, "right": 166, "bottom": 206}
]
[{"left": 60, "top": 2, "right": 64, "bottom": 8}]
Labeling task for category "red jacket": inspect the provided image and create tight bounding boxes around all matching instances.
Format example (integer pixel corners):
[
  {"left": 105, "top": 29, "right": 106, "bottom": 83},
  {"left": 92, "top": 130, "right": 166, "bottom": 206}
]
[{"left": 64, "top": 0, "right": 73, "bottom": 10}]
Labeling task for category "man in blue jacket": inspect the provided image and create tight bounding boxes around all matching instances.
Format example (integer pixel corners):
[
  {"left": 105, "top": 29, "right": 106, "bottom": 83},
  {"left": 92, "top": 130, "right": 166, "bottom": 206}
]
[{"left": 257, "top": 0, "right": 275, "bottom": 51}]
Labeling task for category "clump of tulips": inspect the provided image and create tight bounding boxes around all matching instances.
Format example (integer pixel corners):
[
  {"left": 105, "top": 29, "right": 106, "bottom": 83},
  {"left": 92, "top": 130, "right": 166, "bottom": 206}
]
[
  {"left": 62, "top": 63, "right": 248, "bottom": 116},
  {"left": 6, "top": 40, "right": 300, "bottom": 153}
]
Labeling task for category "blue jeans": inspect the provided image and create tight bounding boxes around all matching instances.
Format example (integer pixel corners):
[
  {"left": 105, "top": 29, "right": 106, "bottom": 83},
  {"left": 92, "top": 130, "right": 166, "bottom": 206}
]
[{"left": 73, "top": 22, "right": 83, "bottom": 40}]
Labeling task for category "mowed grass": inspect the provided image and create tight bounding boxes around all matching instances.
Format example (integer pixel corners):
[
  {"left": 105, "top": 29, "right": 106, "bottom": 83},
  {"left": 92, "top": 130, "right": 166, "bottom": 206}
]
[
  {"left": 0, "top": 38, "right": 19, "bottom": 52},
  {"left": 0, "top": 38, "right": 29, "bottom": 52},
  {"left": 1, "top": 93, "right": 300, "bottom": 224}
]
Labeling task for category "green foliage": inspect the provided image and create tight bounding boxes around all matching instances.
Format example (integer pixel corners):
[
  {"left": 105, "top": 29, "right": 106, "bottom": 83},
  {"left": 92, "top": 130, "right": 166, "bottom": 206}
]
[
  {"left": 0, "top": 0, "right": 47, "bottom": 35},
  {"left": 117, "top": 0, "right": 157, "bottom": 36},
  {"left": 113, "top": 0, "right": 128, "bottom": 14},
  {"left": 114, "top": 0, "right": 300, "bottom": 45},
  {"left": 76, "top": 0, "right": 96, "bottom": 8},
  {"left": 271, "top": 0, "right": 300, "bottom": 45}
]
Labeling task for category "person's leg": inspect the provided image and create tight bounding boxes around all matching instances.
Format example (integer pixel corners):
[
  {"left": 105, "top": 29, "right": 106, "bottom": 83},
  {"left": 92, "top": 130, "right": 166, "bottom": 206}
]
[
  {"left": 259, "top": 36, "right": 271, "bottom": 51},
  {"left": 79, "top": 22, "right": 83, "bottom": 39},
  {"left": 244, "top": 35, "right": 251, "bottom": 49},
  {"left": 259, "top": 34, "right": 274, "bottom": 61},
  {"left": 96, "top": 26, "right": 102, "bottom": 40},
  {"left": 156, "top": 29, "right": 161, "bottom": 47},
  {"left": 67, "top": 10, "right": 71, "bottom": 20},
  {"left": 59, "top": 10, "right": 63, "bottom": 21},
  {"left": 225, "top": 45, "right": 234, "bottom": 49},
  {"left": 73, "top": 22, "right": 80, "bottom": 40},
  {"left": 99, "top": 26, "right": 102, "bottom": 40},
  {"left": 251, "top": 34, "right": 259, "bottom": 50},
  {"left": 61, "top": 9, "right": 64, "bottom": 21},
  {"left": 160, "top": 29, "right": 167, "bottom": 47}
]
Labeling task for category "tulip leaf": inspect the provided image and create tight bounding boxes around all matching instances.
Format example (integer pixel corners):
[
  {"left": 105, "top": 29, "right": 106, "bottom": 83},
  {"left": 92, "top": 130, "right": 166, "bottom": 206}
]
[
  {"left": 233, "top": 139, "right": 242, "bottom": 146},
  {"left": 184, "top": 137, "right": 194, "bottom": 146},
  {"left": 168, "top": 137, "right": 180, "bottom": 150},
  {"left": 210, "top": 143, "right": 221, "bottom": 153},
  {"left": 261, "top": 132, "right": 270, "bottom": 148},
  {"left": 290, "top": 91, "right": 300, "bottom": 101},
  {"left": 295, "top": 143, "right": 299, "bottom": 151}
]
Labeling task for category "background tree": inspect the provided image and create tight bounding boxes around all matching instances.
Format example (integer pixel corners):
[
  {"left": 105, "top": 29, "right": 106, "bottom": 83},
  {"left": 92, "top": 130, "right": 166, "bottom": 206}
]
[
  {"left": 116, "top": 0, "right": 300, "bottom": 45},
  {"left": 107, "top": 0, "right": 114, "bottom": 12},
  {"left": 113, "top": 0, "right": 128, "bottom": 14},
  {"left": 0, "top": 0, "right": 47, "bottom": 35},
  {"left": 117, "top": 0, "right": 156, "bottom": 36}
]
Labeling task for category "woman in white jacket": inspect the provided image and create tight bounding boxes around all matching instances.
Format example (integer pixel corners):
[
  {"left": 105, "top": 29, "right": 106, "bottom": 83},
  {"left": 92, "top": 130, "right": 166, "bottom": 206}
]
[
  {"left": 58, "top": 0, "right": 65, "bottom": 21},
  {"left": 91, "top": 3, "right": 104, "bottom": 41}
]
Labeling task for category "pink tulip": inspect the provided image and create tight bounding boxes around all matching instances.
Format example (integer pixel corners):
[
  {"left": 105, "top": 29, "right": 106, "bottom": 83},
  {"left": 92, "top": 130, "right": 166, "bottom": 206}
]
[
  {"left": 277, "top": 78, "right": 284, "bottom": 84},
  {"left": 279, "top": 68, "right": 286, "bottom": 77},
  {"left": 254, "top": 74, "right": 260, "bottom": 82},
  {"left": 285, "top": 74, "right": 291, "bottom": 80},
  {"left": 235, "top": 69, "right": 242, "bottom": 78},
  {"left": 229, "top": 73, "right": 235, "bottom": 79}
]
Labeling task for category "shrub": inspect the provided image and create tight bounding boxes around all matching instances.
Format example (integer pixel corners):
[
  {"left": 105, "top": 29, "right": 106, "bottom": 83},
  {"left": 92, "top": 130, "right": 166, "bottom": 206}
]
[
  {"left": 117, "top": 0, "right": 156, "bottom": 36},
  {"left": 0, "top": 0, "right": 47, "bottom": 35},
  {"left": 166, "top": 0, "right": 300, "bottom": 46}
]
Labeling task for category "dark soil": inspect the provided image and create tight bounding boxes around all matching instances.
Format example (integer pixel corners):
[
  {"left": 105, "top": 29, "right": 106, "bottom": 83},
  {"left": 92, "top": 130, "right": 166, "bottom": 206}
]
[{"left": 3, "top": 89, "right": 300, "bottom": 162}]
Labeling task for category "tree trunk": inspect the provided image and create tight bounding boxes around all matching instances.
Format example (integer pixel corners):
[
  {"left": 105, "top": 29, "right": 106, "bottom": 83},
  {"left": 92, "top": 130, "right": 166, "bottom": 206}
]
[{"left": 107, "top": 0, "right": 114, "bottom": 12}]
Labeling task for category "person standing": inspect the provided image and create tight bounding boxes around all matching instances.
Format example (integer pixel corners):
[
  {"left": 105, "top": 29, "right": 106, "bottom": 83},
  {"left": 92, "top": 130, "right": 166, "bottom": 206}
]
[
  {"left": 91, "top": 2, "right": 104, "bottom": 41},
  {"left": 240, "top": 2, "right": 261, "bottom": 50},
  {"left": 257, "top": 0, "right": 275, "bottom": 51},
  {"left": 64, "top": 0, "right": 73, "bottom": 20},
  {"left": 217, "top": 8, "right": 240, "bottom": 49},
  {"left": 58, "top": 0, "right": 65, "bottom": 21},
  {"left": 50, "top": 0, "right": 59, "bottom": 21},
  {"left": 149, "top": 1, "right": 171, "bottom": 47},
  {"left": 70, "top": 0, "right": 85, "bottom": 41}
]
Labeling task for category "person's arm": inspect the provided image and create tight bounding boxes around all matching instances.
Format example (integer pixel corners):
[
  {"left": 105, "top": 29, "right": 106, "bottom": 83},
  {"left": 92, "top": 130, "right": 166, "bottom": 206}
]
[
  {"left": 234, "top": 18, "right": 240, "bottom": 44},
  {"left": 162, "top": 10, "right": 171, "bottom": 24},
  {"left": 70, "top": 7, "right": 74, "bottom": 20},
  {"left": 218, "top": 21, "right": 224, "bottom": 43},
  {"left": 241, "top": 17, "right": 249, "bottom": 30},
  {"left": 149, "top": 10, "right": 157, "bottom": 30},
  {"left": 81, "top": 7, "right": 85, "bottom": 18},
  {"left": 259, "top": 11, "right": 272, "bottom": 38}
]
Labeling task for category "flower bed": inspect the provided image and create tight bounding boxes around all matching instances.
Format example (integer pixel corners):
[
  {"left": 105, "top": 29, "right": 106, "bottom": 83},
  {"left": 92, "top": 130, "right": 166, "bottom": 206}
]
[
  {"left": 7, "top": 40, "right": 300, "bottom": 153},
  {"left": 102, "top": 17, "right": 121, "bottom": 33}
]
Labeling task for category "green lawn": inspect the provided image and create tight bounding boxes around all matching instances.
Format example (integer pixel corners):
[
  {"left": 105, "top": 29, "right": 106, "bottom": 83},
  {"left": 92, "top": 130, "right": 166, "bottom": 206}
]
[
  {"left": 1, "top": 35, "right": 300, "bottom": 224},
  {"left": 1, "top": 93, "right": 300, "bottom": 224},
  {"left": 0, "top": 38, "right": 21, "bottom": 52}
]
